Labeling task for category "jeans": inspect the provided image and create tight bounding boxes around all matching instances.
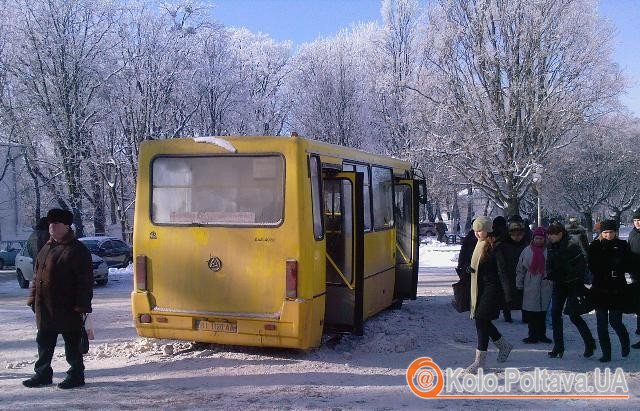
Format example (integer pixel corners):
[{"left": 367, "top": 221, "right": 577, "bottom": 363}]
[
  {"left": 551, "top": 282, "right": 594, "bottom": 351},
  {"left": 475, "top": 318, "right": 501, "bottom": 351},
  {"left": 34, "top": 329, "right": 84, "bottom": 380},
  {"left": 595, "top": 309, "right": 629, "bottom": 357}
]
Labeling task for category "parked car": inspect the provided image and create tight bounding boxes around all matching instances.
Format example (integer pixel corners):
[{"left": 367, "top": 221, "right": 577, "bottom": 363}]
[
  {"left": 78, "top": 236, "right": 132, "bottom": 268},
  {"left": 0, "top": 241, "right": 24, "bottom": 270},
  {"left": 15, "top": 246, "right": 109, "bottom": 289},
  {"left": 419, "top": 221, "right": 437, "bottom": 237}
]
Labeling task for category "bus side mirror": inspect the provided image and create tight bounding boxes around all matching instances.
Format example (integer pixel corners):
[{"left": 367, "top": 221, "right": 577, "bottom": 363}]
[{"left": 417, "top": 180, "right": 427, "bottom": 205}]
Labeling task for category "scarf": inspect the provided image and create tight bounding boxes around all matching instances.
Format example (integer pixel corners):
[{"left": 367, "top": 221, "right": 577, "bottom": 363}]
[
  {"left": 529, "top": 243, "right": 545, "bottom": 276},
  {"left": 469, "top": 239, "right": 486, "bottom": 319}
]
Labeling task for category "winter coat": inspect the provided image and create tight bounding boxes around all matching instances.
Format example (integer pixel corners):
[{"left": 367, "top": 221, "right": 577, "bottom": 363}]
[
  {"left": 629, "top": 228, "right": 640, "bottom": 282},
  {"left": 472, "top": 242, "right": 513, "bottom": 320},
  {"left": 456, "top": 229, "right": 477, "bottom": 275},
  {"left": 25, "top": 228, "right": 49, "bottom": 260},
  {"left": 545, "top": 236, "right": 585, "bottom": 285},
  {"left": 588, "top": 238, "right": 631, "bottom": 311},
  {"left": 27, "top": 229, "right": 93, "bottom": 332},
  {"left": 497, "top": 237, "right": 528, "bottom": 309},
  {"left": 516, "top": 246, "right": 553, "bottom": 312}
]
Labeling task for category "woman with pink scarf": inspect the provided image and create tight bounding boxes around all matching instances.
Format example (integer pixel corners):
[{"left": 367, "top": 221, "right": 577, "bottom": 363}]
[{"left": 516, "top": 227, "right": 553, "bottom": 344}]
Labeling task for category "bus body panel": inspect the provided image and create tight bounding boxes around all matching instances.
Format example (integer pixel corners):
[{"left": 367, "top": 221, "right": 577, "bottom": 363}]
[{"left": 132, "top": 136, "right": 417, "bottom": 349}]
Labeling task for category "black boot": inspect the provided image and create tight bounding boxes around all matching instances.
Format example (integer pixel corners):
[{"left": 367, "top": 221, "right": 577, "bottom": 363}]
[
  {"left": 632, "top": 340, "right": 640, "bottom": 349},
  {"left": 523, "top": 321, "right": 538, "bottom": 343},
  {"left": 535, "top": 313, "right": 552, "bottom": 343},
  {"left": 22, "top": 374, "right": 52, "bottom": 388},
  {"left": 58, "top": 375, "right": 85, "bottom": 389},
  {"left": 622, "top": 336, "right": 630, "bottom": 358},
  {"left": 503, "top": 310, "right": 513, "bottom": 323},
  {"left": 583, "top": 339, "right": 596, "bottom": 358},
  {"left": 599, "top": 338, "right": 611, "bottom": 363}
]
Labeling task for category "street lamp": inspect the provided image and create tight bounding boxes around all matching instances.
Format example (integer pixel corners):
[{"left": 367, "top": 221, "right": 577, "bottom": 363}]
[{"left": 532, "top": 164, "right": 543, "bottom": 227}]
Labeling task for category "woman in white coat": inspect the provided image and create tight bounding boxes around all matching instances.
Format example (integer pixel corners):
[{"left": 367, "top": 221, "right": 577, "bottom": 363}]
[{"left": 516, "top": 227, "right": 553, "bottom": 344}]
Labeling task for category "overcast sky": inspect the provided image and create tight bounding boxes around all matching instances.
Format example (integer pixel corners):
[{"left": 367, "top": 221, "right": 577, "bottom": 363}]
[{"left": 210, "top": 0, "right": 640, "bottom": 117}]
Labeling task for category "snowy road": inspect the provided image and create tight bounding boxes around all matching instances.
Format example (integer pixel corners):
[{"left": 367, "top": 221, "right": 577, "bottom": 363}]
[{"left": 1, "top": 244, "right": 640, "bottom": 409}]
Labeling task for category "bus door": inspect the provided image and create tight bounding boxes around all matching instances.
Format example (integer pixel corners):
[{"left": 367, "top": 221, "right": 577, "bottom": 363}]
[
  {"left": 393, "top": 179, "right": 419, "bottom": 301},
  {"left": 323, "top": 171, "right": 364, "bottom": 335}
]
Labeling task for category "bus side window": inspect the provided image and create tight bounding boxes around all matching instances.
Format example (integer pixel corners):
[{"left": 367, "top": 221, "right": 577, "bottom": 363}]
[{"left": 309, "top": 155, "right": 324, "bottom": 240}]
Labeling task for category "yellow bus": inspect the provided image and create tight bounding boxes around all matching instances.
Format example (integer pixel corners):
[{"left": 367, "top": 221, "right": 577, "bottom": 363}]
[{"left": 131, "top": 135, "right": 425, "bottom": 349}]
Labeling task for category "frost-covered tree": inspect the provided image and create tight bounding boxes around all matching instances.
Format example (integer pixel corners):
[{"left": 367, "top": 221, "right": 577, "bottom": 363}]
[
  {"left": 3, "top": 0, "right": 122, "bottom": 236},
  {"left": 369, "top": 0, "right": 423, "bottom": 158},
  {"left": 422, "top": 0, "right": 624, "bottom": 217},
  {"left": 288, "top": 25, "right": 374, "bottom": 148}
]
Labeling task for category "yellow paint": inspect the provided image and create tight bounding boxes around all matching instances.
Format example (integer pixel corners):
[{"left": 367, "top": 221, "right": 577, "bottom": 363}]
[{"left": 132, "top": 135, "right": 415, "bottom": 349}]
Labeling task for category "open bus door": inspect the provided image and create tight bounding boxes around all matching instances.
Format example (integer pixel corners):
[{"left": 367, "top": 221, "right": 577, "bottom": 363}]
[
  {"left": 322, "top": 171, "right": 364, "bottom": 335},
  {"left": 393, "top": 178, "right": 420, "bottom": 301}
]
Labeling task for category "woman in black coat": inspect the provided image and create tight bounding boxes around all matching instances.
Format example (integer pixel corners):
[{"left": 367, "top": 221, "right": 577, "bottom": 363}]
[
  {"left": 465, "top": 217, "right": 513, "bottom": 373},
  {"left": 588, "top": 219, "right": 632, "bottom": 362},
  {"left": 546, "top": 222, "right": 595, "bottom": 359}
]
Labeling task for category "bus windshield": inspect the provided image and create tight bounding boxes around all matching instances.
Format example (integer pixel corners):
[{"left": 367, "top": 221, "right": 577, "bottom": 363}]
[{"left": 151, "top": 155, "right": 284, "bottom": 226}]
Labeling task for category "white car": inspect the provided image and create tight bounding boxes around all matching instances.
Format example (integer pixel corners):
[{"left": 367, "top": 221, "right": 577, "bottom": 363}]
[{"left": 15, "top": 247, "right": 109, "bottom": 289}]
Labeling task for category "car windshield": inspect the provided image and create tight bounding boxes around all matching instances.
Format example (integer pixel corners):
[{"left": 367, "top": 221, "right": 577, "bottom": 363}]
[{"left": 79, "top": 240, "right": 101, "bottom": 252}]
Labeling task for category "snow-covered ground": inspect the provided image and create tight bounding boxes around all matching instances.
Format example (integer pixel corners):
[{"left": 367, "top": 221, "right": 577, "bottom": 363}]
[{"left": 1, "top": 239, "right": 639, "bottom": 409}]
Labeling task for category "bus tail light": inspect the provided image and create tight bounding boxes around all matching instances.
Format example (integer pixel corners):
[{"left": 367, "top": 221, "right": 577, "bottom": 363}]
[
  {"left": 286, "top": 259, "right": 298, "bottom": 299},
  {"left": 136, "top": 255, "right": 147, "bottom": 291}
]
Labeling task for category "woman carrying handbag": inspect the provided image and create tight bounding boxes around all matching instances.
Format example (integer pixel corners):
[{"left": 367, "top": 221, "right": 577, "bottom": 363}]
[{"left": 588, "top": 219, "right": 632, "bottom": 362}]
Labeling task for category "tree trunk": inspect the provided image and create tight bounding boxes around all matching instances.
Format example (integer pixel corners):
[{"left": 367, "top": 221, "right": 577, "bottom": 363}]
[
  {"left": 582, "top": 211, "right": 594, "bottom": 241},
  {"left": 505, "top": 197, "right": 520, "bottom": 219}
]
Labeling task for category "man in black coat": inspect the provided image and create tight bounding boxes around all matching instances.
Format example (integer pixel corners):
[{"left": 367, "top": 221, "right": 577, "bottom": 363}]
[
  {"left": 23, "top": 208, "right": 93, "bottom": 389},
  {"left": 629, "top": 210, "right": 640, "bottom": 348},
  {"left": 498, "top": 219, "right": 528, "bottom": 323}
]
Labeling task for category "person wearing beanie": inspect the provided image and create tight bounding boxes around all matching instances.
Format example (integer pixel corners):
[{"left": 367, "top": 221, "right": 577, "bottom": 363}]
[
  {"left": 516, "top": 227, "right": 553, "bottom": 344},
  {"left": 589, "top": 219, "right": 632, "bottom": 362},
  {"left": 498, "top": 219, "right": 528, "bottom": 322},
  {"left": 464, "top": 216, "right": 513, "bottom": 373},
  {"left": 545, "top": 222, "right": 596, "bottom": 359},
  {"left": 629, "top": 210, "right": 640, "bottom": 346},
  {"left": 23, "top": 208, "right": 93, "bottom": 389}
]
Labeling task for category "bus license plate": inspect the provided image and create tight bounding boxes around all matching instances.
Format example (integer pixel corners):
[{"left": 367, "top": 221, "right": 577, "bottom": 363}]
[{"left": 196, "top": 320, "right": 237, "bottom": 333}]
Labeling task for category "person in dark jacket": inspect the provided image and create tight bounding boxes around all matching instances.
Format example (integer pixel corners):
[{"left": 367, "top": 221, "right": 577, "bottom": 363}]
[
  {"left": 465, "top": 217, "right": 513, "bottom": 373},
  {"left": 25, "top": 217, "right": 50, "bottom": 267},
  {"left": 435, "top": 219, "right": 448, "bottom": 243},
  {"left": 589, "top": 219, "right": 632, "bottom": 362},
  {"left": 629, "top": 210, "right": 640, "bottom": 348},
  {"left": 497, "top": 218, "right": 528, "bottom": 322},
  {"left": 545, "top": 222, "right": 596, "bottom": 359},
  {"left": 508, "top": 214, "right": 531, "bottom": 243},
  {"left": 492, "top": 216, "right": 508, "bottom": 241},
  {"left": 456, "top": 224, "right": 478, "bottom": 280},
  {"left": 23, "top": 208, "right": 93, "bottom": 389}
]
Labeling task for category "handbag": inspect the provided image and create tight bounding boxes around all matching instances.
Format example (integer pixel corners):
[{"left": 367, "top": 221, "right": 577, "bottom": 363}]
[
  {"left": 452, "top": 274, "right": 470, "bottom": 313},
  {"left": 79, "top": 314, "right": 90, "bottom": 354},
  {"left": 563, "top": 284, "right": 594, "bottom": 316}
]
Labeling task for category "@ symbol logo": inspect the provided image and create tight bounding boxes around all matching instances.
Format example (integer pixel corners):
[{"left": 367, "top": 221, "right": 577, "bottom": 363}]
[
  {"left": 406, "top": 357, "right": 444, "bottom": 398},
  {"left": 207, "top": 257, "right": 222, "bottom": 272}
]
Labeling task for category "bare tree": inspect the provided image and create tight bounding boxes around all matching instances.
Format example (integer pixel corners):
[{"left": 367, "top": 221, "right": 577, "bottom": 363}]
[
  {"left": 422, "top": 0, "right": 624, "bottom": 216},
  {"left": 4, "top": 0, "right": 122, "bottom": 236}
]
